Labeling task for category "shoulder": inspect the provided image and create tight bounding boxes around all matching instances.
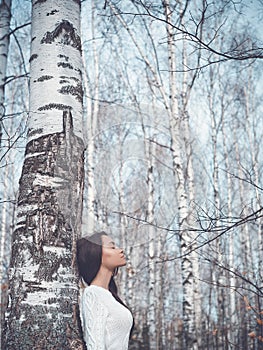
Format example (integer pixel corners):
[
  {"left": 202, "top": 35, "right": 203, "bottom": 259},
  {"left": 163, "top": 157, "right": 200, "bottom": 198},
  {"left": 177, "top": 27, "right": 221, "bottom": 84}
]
[
  {"left": 81, "top": 285, "right": 112, "bottom": 304},
  {"left": 84, "top": 285, "right": 111, "bottom": 296},
  {"left": 80, "top": 285, "right": 110, "bottom": 318}
]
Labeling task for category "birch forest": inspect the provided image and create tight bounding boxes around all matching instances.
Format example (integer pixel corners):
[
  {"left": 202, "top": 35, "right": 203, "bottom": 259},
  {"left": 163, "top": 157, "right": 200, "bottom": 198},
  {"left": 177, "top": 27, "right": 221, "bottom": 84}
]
[{"left": 0, "top": 0, "right": 263, "bottom": 349}]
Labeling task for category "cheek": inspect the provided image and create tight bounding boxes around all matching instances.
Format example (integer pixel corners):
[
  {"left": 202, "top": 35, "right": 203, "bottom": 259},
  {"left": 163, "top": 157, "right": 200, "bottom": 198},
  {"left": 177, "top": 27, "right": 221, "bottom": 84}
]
[{"left": 102, "top": 249, "right": 115, "bottom": 267}]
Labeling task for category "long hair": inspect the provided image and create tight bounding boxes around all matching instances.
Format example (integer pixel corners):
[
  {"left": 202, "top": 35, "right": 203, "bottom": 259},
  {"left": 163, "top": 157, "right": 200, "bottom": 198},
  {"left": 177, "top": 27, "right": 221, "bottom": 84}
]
[{"left": 76, "top": 231, "right": 125, "bottom": 307}]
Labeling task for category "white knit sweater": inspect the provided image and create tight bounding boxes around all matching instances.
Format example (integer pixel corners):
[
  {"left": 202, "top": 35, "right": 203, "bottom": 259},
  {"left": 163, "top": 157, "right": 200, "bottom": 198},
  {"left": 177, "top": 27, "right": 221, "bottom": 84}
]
[{"left": 79, "top": 285, "right": 133, "bottom": 350}]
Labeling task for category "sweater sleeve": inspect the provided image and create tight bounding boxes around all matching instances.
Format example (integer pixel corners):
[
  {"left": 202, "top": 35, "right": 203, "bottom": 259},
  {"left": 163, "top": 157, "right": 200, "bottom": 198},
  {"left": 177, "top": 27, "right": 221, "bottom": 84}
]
[{"left": 80, "top": 288, "right": 109, "bottom": 350}]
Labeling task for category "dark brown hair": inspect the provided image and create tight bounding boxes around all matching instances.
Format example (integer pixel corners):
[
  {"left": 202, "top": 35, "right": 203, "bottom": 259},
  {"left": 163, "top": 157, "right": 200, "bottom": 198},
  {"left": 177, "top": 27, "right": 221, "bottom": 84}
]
[
  {"left": 76, "top": 231, "right": 125, "bottom": 306},
  {"left": 77, "top": 231, "right": 134, "bottom": 336}
]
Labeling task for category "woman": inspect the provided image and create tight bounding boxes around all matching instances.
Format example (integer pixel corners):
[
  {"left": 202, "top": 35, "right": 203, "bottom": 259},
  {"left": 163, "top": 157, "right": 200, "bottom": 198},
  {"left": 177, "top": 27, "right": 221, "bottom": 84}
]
[{"left": 76, "top": 231, "right": 133, "bottom": 350}]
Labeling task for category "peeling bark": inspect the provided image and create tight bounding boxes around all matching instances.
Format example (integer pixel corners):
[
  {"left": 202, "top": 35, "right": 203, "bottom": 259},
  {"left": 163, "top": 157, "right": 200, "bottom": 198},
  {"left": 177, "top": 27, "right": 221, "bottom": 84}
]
[{"left": 4, "top": 111, "right": 85, "bottom": 349}]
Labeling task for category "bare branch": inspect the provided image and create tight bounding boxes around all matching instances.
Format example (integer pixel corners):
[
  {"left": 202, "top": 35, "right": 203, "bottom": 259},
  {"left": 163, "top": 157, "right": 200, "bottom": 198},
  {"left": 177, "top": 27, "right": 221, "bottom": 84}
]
[{"left": 113, "top": 4, "right": 263, "bottom": 61}]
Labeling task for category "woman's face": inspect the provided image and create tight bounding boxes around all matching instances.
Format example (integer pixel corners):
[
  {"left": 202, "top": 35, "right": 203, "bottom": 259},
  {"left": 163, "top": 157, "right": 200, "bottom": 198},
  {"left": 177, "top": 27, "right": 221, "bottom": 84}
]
[{"left": 101, "top": 235, "right": 126, "bottom": 271}]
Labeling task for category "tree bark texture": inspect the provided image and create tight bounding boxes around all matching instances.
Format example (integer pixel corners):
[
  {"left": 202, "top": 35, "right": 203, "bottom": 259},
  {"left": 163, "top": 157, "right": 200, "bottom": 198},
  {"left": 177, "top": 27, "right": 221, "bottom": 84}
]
[
  {"left": 0, "top": 0, "right": 12, "bottom": 147},
  {"left": 163, "top": 1, "right": 197, "bottom": 348},
  {"left": 146, "top": 137, "right": 157, "bottom": 349},
  {"left": 3, "top": 1, "right": 85, "bottom": 349}
]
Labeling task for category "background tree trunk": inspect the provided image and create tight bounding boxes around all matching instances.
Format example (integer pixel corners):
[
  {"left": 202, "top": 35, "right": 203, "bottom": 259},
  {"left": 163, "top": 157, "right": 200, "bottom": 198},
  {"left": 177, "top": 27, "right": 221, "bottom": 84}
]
[
  {"left": 163, "top": 1, "right": 197, "bottom": 347},
  {"left": 0, "top": 0, "right": 12, "bottom": 147}
]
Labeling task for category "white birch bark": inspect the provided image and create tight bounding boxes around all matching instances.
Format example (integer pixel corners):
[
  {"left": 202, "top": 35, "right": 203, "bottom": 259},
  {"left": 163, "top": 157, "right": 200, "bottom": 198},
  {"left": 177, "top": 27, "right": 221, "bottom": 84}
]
[
  {"left": 221, "top": 112, "right": 236, "bottom": 340},
  {"left": 244, "top": 82, "right": 262, "bottom": 267},
  {"left": 181, "top": 21, "right": 202, "bottom": 347},
  {"left": 233, "top": 127, "right": 251, "bottom": 269},
  {"left": 0, "top": 0, "right": 12, "bottom": 147},
  {"left": 1, "top": 85, "right": 20, "bottom": 342},
  {"left": 83, "top": 0, "right": 99, "bottom": 233},
  {"left": 0, "top": 162, "right": 9, "bottom": 339},
  {"left": 163, "top": 1, "right": 196, "bottom": 348},
  {"left": 241, "top": 82, "right": 262, "bottom": 345},
  {"left": 164, "top": 1, "right": 188, "bottom": 226},
  {"left": 208, "top": 72, "right": 226, "bottom": 344},
  {"left": 210, "top": 96, "right": 220, "bottom": 212},
  {"left": 27, "top": 1, "right": 83, "bottom": 143},
  {"left": 3, "top": 1, "right": 85, "bottom": 349},
  {"left": 118, "top": 146, "right": 128, "bottom": 299},
  {"left": 146, "top": 135, "right": 157, "bottom": 350},
  {"left": 232, "top": 123, "right": 254, "bottom": 347},
  {"left": 156, "top": 225, "right": 167, "bottom": 349}
]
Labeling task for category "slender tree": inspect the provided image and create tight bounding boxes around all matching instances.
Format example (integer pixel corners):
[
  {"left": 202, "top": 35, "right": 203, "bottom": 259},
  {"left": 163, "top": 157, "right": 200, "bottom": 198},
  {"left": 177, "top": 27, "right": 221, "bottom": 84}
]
[
  {"left": 3, "top": 0, "right": 85, "bottom": 349},
  {"left": 0, "top": 0, "right": 12, "bottom": 147},
  {"left": 82, "top": 0, "right": 100, "bottom": 234}
]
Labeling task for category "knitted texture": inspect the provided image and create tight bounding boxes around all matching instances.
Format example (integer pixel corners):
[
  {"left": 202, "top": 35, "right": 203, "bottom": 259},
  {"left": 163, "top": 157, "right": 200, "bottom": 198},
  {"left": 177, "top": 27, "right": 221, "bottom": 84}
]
[{"left": 79, "top": 285, "right": 133, "bottom": 350}]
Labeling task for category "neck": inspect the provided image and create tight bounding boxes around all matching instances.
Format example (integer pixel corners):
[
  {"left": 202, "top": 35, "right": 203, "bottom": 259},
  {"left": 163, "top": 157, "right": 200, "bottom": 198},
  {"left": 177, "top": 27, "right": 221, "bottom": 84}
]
[{"left": 90, "top": 266, "right": 113, "bottom": 290}]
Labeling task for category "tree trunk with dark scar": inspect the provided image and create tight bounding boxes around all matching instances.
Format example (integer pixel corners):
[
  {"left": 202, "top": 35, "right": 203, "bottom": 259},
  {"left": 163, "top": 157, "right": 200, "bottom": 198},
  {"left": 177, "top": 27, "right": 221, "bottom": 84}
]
[{"left": 3, "top": 1, "right": 85, "bottom": 349}]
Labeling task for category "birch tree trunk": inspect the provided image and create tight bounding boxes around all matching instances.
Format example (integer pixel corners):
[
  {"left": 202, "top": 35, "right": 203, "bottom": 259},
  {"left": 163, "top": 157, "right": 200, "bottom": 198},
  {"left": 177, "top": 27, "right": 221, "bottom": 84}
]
[
  {"left": 208, "top": 69, "right": 227, "bottom": 346},
  {"left": 118, "top": 144, "right": 128, "bottom": 300},
  {"left": 0, "top": 162, "right": 9, "bottom": 338},
  {"left": 3, "top": 1, "right": 85, "bottom": 349},
  {"left": 0, "top": 0, "right": 12, "bottom": 147},
  {"left": 83, "top": 0, "right": 99, "bottom": 234},
  {"left": 163, "top": 1, "right": 197, "bottom": 348},
  {"left": 221, "top": 106, "right": 236, "bottom": 343},
  {"left": 181, "top": 14, "right": 202, "bottom": 347},
  {"left": 244, "top": 79, "right": 262, "bottom": 268},
  {"left": 146, "top": 134, "right": 157, "bottom": 349}
]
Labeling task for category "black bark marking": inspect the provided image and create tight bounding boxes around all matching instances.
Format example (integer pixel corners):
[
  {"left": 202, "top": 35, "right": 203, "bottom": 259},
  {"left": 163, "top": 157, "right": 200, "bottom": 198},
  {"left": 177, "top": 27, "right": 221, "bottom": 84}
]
[
  {"left": 47, "top": 9, "right": 59, "bottom": 16},
  {"left": 29, "top": 54, "right": 38, "bottom": 63},
  {"left": 74, "top": 68, "right": 81, "bottom": 75},
  {"left": 28, "top": 128, "right": 43, "bottom": 138},
  {"left": 41, "top": 20, "right": 81, "bottom": 51},
  {"left": 58, "top": 54, "right": 69, "bottom": 61},
  {"left": 59, "top": 77, "right": 79, "bottom": 84},
  {"left": 34, "top": 0, "right": 47, "bottom": 5},
  {"left": 24, "top": 281, "right": 47, "bottom": 292},
  {"left": 37, "top": 75, "right": 53, "bottom": 82},
  {"left": 59, "top": 83, "right": 83, "bottom": 102},
  {"left": 60, "top": 75, "right": 79, "bottom": 82},
  {"left": 57, "top": 62, "right": 73, "bottom": 70},
  {"left": 38, "top": 103, "right": 72, "bottom": 111}
]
